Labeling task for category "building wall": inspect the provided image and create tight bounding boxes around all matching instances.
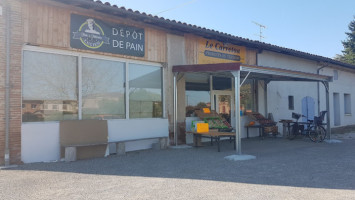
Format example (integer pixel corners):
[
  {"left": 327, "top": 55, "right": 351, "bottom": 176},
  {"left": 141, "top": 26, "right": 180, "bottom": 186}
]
[
  {"left": 0, "top": 2, "right": 6, "bottom": 165},
  {"left": 23, "top": 0, "right": 167, "bottom": 63},
  {"left": 1, "top": 0, "right": 174, "bottom": 164},
  {"left": 3, "top": 0, "right": 354, "bottom": 164},
  {"left": 184, "top": 34, "right": 257, "bottom": 65},
  {"left": 0, "top": 0, "right": 23, "bottom": 165},
  {"left": 321, "top": 67, "right": 355, "bottom": 127},
  {"left": 258, "top": 50, "right": 355, "bottom": 128},
  {"left": 166, "top": 34, "right": 187, "bottom": 144}
]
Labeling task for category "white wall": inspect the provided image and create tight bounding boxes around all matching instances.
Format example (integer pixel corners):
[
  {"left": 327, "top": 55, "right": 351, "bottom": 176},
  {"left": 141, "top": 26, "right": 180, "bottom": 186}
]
[
  {"left": 21, "top": 122, "right": 60, "bottom": 163},
  {"left": 321, "top": 67, "right": 355, "bottom": 127},
  {"left": 108, "top": 118, "right": 169, "bottom": 151},
  {"left": 258, "top": 50, "right": 355, "bottom": 128},
  {"left": 21, "top": 118, "right": 169, "bottom": 163}
]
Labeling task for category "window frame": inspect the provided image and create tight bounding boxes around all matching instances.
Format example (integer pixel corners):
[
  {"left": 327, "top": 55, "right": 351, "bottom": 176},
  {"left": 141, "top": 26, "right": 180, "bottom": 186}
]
[
  {"left": 22, "top": 46, "right": 164, "bottom": 123},
  {"left": 344, "top": 93, "right": 351, "bottom": 115},
  {"left": 128, "top": 63, "right": 164, "bottom": 119},
  {"left": 288, "top": 95, "right": 294, "bottom": 110}
]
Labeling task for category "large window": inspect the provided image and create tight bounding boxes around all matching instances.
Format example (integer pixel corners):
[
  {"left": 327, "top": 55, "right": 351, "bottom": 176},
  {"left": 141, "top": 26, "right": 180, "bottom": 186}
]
[
  {"left": 22, "top": 51, "right": 78, "bottom": 122},
  {"left": 185, "top": 76, "right": 211, "bottom": 117},
  {"left": 129, "top": 64, "right": 162, "bottom": 118},
  {"left": 185, "top": 90, "right": 211, "bottom": 117},
  {"left": 240, "top": 79, "right": 255, "bottom": 113},
  {"left": 22, "top": 50, "right": 163, "bottom": 122},
  {"left": 82, "top": 58, "right": 125, "bottom": 119}
]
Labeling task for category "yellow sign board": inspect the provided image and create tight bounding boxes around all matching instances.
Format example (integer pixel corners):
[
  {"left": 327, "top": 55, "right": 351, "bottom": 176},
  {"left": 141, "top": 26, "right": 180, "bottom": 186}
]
[{"left": 198, "top": 38, "right": 246, "bottom": 64}]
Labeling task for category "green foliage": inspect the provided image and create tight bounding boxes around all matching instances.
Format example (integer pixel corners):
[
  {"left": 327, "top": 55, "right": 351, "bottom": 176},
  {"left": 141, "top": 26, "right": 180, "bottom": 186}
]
[{"left": 335, "top": 16, "right": 355, "bottom": 65}]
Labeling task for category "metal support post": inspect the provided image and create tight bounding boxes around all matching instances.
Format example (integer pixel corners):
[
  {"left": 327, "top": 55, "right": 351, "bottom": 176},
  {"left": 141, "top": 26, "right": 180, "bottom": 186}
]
[
  {"left": 323, "top": 81, "right": 331, "bottom": 140},
  {"left": 173, "top": 73, "right": 177, "bottom": 146}
]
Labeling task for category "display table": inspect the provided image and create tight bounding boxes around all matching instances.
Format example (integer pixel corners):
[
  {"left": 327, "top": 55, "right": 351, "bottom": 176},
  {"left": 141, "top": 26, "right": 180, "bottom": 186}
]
[
  {"left": 279, "top": 119, "right": 293, "bottom": 137},
  {"left": 187, "top": 131, "right": 236, "bottom": 152},
  {"left": 245, "top": 124, "right": 263, "bottom": 138}
]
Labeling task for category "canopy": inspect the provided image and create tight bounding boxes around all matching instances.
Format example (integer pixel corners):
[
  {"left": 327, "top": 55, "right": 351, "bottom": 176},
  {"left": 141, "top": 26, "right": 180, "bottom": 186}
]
[{"left": 172, "top": 63, "right": 332, "bottom": 155}]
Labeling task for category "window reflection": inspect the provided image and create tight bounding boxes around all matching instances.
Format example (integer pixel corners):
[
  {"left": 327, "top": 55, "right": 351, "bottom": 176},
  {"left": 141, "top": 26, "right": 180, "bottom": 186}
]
[
  {"left": 22, "top": 51, "right": 78, "bottom": 122},
  {"left": 82, "top": 58, "right": 125, "bottom": 119},
  {"left": 129, "top": 64, "right": 162, "bottom": 118},
  {"left": 240, "top": 79, "right": 255, "bottom": 114},
  {"left": 185, "top": 90, "right": 210, "bottom": 117},
  {"left": 22, "top": 51, "right": 164, "bottom": 122}
]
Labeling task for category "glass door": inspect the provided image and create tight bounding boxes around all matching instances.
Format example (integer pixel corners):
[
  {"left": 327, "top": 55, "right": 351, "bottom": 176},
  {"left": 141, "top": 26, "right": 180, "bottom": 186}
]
[
  {"left": 212, "top": 91, "right": 234, "bottom": 127},
  {"left": 215, "top": 94, "right": 232, "bottom": 124}
]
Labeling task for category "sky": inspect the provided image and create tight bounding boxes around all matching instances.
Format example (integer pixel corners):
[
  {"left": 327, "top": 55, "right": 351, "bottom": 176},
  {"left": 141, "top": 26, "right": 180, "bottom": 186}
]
[{"left": 105, "top": 0, "right": 355, "bottom": 59}]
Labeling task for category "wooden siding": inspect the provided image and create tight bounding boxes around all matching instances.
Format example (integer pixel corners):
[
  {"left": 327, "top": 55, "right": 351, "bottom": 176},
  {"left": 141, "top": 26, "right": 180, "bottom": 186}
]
[
  {"left": 184, "top": 34, "right": 257, "bottom": 65},
  {"left": 184, "top": 34, "right": 199, "bottom": 65},
  {"left": 245, "top": 48, "right": 257, "bottom": 65},
  {"left": 22, "top": 0, "right": 167, "bottom": 63}
]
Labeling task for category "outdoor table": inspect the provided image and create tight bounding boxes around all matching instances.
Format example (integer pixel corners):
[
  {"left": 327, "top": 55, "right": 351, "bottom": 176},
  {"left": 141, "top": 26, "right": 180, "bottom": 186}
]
[
  {"left": 187, "top": 131, "right": 236, "bottom": 152},
  {"left": 245, "top": 124, "right": 264, "bottom": 138},
  {"left": 279, "top": 119, "right": 293, "bottom": 137}
]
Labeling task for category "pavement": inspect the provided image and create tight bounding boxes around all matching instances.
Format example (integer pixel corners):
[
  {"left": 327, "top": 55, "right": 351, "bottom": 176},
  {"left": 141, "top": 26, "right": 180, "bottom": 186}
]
[{"left": 1, "top": 134, "right": 355, "bottom": 200}]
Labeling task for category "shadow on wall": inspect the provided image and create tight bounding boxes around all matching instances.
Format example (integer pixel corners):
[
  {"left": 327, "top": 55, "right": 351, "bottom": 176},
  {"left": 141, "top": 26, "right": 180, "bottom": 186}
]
[{"left": 331, "top": 125, "right": 355, "bottom": 134}]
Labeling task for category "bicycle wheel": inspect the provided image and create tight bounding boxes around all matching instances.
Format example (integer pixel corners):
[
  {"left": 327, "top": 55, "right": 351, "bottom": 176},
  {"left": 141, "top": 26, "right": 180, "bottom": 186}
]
[
  {"left": 317, "top": 125, "right": 326, "bottom": 142},
  {"left": 309, "top": 125, "right": 326, "bottom": 142}
]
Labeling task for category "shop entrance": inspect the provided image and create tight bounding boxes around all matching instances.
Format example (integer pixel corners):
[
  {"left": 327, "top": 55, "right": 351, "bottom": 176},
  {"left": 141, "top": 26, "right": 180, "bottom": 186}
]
[{"left": 211, "top": 91, "right": 234, "bottom": 126}]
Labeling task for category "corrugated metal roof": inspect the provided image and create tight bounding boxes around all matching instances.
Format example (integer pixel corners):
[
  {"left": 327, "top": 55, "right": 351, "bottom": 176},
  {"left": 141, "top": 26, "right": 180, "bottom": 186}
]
[{"left": 54, "top": 0, "right": 355, "bottom": 70}]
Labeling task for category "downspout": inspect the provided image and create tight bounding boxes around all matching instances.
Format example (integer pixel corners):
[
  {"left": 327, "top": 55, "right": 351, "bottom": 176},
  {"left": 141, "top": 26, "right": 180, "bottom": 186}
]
[
  {"left": 317, "top": 65, "right": 326, "bottom": 115},
  {"left": 4, "top": 5, "right": 11, "bottom": 166},
  {"left": 173, "top": 73, "right": 177, "bottom": 146},
  {"left": 323, "top": 81, "right": 332, "bottom": 140}
]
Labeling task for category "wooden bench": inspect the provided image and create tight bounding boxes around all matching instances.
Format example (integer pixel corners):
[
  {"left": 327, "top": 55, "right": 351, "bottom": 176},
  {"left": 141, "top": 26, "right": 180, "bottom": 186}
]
[
  {"left": 63, "top": 137, "right": 168, "bottom": 162},
  {"left": 187, "top": 131, "right": 236, "bottom": 152}
]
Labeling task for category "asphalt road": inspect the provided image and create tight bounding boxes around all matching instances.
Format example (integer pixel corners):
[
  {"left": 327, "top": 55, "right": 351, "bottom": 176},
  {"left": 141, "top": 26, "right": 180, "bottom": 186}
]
[{"left": 1, "top": 134, "right": 355, "bottom": 200}]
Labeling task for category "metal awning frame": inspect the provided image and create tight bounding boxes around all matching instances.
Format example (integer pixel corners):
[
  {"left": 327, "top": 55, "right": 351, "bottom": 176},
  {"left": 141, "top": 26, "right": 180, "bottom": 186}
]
[{"left": 172, "top": 63, "right": 332, "bottom": 154}]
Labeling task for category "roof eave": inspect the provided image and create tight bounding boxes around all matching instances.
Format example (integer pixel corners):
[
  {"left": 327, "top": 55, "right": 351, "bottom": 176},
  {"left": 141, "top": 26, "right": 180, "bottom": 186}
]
[{"left": 53, "top": 0, "right": 355, "bottom": 70}]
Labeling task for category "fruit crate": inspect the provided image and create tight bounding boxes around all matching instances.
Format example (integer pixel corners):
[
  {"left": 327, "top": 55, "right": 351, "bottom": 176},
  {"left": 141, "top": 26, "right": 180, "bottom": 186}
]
[{"left": 203, "top": 117, "right": 229, "bottom": 129}]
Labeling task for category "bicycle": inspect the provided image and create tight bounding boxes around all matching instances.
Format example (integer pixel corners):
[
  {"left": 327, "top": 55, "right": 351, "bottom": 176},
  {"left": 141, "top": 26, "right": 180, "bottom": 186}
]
[{"left": 288, "top": 111, "right": 327, "bottom": 142}]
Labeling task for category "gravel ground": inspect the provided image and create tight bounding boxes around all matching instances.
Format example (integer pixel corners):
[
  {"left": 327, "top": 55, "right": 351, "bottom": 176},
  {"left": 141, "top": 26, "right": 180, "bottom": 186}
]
[{"left": 1, "top": 134, "right": 355, "bottom": 200}]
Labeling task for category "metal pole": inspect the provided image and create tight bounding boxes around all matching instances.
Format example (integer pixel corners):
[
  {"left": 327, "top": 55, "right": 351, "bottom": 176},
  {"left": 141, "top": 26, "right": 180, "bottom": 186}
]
[
  {"left": 317, "top": 66, "right": 326, "bottom": 115},
  {"left": 264, "top": 80, "right": 269, "bottom": 117},
  {"left": 323, "top": 81, "right": 331, "bottom": 140},
  {"left": 210, "top": 75, "right": 213, "bottom": 110},
  {"left": 232, "top": 71, "right": 241, "bottom": 155},
  {"left": 173, "top": 73, "right": 177, "bottom": 146},
  {"left": 4, "top": 5, "right": 11, "bottom": 166}
]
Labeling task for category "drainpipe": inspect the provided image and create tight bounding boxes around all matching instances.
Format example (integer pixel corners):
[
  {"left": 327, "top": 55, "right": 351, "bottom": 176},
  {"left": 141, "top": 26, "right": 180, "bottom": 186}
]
[
  {"left": 173, "top": 73, "right": 177, "bottom": 146},
  {"left": 317, "top": 65, "right": 326, "bottom": 115},
  {"left": 4, "top": 5, "right": 11, "bottom": 166}
]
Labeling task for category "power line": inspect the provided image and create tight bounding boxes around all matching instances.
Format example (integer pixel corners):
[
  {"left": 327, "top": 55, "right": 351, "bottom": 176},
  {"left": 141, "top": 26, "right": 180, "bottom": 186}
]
[{"left": 156, "top": 0, "right": 198, "bottom": 15}]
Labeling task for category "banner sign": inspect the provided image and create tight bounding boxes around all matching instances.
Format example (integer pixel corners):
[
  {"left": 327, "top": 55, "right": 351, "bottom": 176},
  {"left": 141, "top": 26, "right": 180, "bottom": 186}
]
[
  {"left": 198, "top": 38, "right": 246, "bottom": 64},
  {"left": 70, "top": 14, "right": 145, "bottom": 57}
]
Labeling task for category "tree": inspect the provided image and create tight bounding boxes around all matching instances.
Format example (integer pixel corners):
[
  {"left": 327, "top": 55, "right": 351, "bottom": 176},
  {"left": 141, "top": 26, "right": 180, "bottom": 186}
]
[{"left": 335, "top": 16, "right": 355, "bottom": 65}]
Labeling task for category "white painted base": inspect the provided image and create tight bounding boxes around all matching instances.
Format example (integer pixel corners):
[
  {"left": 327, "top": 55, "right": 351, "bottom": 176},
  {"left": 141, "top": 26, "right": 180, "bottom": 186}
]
[
  {"left": 224, "top": 154, "right": 256, "bottom": 161},
  {"left": 324, "top": 139, "right": 343, "bottom": 144},
  {"left": 0, "top": 165, "right": 18, "bottom": 169},
  {"left": 169, "top": 145, "right": 193, "bottom": 149}
]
